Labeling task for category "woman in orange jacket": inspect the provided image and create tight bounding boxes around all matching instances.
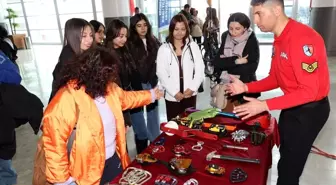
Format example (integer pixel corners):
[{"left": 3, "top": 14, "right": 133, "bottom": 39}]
[{"left": 35, "top": 47, "right": 163, "bottom": 185}]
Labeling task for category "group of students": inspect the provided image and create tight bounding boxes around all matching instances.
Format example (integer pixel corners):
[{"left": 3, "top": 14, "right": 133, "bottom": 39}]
[
  {"left": 32, "top": 8, "right": 266, "bottom": 184},
  {"left": 31, "top": 11, "right": 208, "bottom": 184}
]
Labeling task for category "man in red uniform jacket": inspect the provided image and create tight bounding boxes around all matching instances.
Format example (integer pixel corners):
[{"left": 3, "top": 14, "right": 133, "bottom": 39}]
[{"left": 226, "top": 0, "right": 330, "bottom": 185}]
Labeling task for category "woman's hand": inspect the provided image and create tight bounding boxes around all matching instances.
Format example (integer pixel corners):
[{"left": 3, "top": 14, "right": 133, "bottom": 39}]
[
  {"left": 183, "top": 88, "right": 194, "bottom": 98},
  {"left": 225, "top": 75, "right": 247, "bottom": 96},
  {"left": 153, "top": 86, "right": 164, "bottom": 100},
  {"left": 174, "top": 92, "right": 184, "bottom": 101},
  {"left": 235, "top": 55, "right": 248, "bottom": 64}
]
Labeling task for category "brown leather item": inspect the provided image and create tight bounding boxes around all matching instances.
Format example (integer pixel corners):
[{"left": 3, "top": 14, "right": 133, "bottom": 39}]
[
  {"left": 210, "top": 84, "right": 227, "bottom": 109},
  {"left": 222, "top": 98, "right": 240, "bottom": 113}
]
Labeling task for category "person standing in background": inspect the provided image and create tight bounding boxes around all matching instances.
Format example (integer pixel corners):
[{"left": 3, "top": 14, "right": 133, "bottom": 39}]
[
  {"left": 49, "top": 18, "right": 94, "bottom": 103},
  {"left": 134, "top": 7, "right": 140, "bottom": 15},
  {"left": 90, "top": 20, "right": 105, "bottom": 46},
  {"left": 190, "top": 8, "right": 203, "bottom": 48},
  {"left": 213, "top": 12, "right": 260, "bottom": 112},
  {"left": 128, "top": 13, "right": 161, "bottom": 153},
  {"left": 105, "top": 19, "right": 142, "bottom": 128},
  {"left": 156, "top": 14, "right": 204, "bottom": 121},
  {"left": 179, "top": 4, "right": 193, "bottom": 29},
  {"left": 0, "top": 25, "right": 18, "bottom": 67}
]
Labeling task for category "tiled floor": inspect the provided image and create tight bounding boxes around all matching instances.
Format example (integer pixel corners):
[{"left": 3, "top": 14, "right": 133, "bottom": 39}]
[{"left": 12, "top": 45, "right": 336, "bottom": 185}]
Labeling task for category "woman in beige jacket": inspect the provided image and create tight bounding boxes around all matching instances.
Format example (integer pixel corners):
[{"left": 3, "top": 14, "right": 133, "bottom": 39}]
[{"left": 190, "top": 8, "right": 203, "bottom": 47}]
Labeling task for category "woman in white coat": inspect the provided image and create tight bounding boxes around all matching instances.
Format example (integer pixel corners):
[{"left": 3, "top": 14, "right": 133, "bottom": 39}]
[{"left": 156, "top": 14, "right": 205, "bottom": 121}]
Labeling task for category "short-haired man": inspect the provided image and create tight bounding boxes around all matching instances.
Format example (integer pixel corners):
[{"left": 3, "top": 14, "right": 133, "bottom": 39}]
[
  {"left": 226, "top": 0, "right": 330, "bottom": 185},
  {"left": 179, "top": 4, "right": 192, "bottom": 27},
  {"left": 134, "top": 7, "right": 140, "bottom": 15}
]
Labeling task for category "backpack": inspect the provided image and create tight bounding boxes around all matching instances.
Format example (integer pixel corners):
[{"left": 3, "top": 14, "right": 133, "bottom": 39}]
[{"left": 0, "top": 50, "right": 21, "bottom": 84}]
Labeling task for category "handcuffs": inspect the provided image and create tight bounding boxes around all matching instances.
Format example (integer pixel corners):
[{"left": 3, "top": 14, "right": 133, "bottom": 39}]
[
  {"left": 183, "top": 178, "right": 198, "bottom": 185},
  {"left": 172, "top": 145, "right": 191, "bottom": 156},
  {"left": 191, "top": 141, "right": 204, "bottom": 151},
  {"left": 150, "top": 145, "right": 165, "bottom": 154},
  {"left": 155, "top": 174, "right": 178, "bottom": 185},
  {"left": 119, "top": 167, "right": 152, "bottom": 185}
]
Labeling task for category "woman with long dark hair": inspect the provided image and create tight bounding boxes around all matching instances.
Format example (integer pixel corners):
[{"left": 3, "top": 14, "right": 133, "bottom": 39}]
[
  {"left": 33, "top": 47, "right": 162, "bottom": 185},
  {"left": 128, "top": 13, "right": 161, "bottom": 153},
  {"left": 105, "top": 19, "right": 141, "bottom": 128},
  {"left": 90, "top": 20, "right": 105, "bottom": 45},
  {"left": 213, "top": 12, "right": 260, "bottom": 112},
  {"left": 49, "top": 18, "right": 94, "bottom": 102},
  {"left": 203, "top": 8, "right": 220, "bottom": 59},
  {"left": 156, "top": 14, "right": 205, "bottom": 121}
]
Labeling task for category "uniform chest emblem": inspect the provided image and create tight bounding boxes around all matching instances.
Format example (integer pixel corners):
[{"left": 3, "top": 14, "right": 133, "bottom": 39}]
[
  {"left": 280, "top": 52, "right": 288, "bottom": 59},
  {"left": 302, "top": 61, "right": 318, "bottom": 73},
  {"left": 303, "top": 45, "right": 314, "bottom": 57}
]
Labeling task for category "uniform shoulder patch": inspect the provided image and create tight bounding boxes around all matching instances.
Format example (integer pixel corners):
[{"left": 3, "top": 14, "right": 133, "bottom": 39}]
[
  {"left": 303, "top": 45, "right": 314, "bottom": 57},
  {"left": 302, "top": 61, "right": 318, "bottom": 73}
]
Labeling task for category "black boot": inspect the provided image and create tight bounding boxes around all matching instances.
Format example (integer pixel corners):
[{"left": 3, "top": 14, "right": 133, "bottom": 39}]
[{"left": 135, "top": 136, "right": 148, "bottom": 154}]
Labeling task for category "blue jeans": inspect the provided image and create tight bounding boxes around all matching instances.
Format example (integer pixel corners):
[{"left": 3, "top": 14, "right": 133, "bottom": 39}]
[
  {"left": 131, "top": 83, "right": 160, "bottom": 141},
  {"left": 0, "top": 159, "right": 17, "bottom": 185}
]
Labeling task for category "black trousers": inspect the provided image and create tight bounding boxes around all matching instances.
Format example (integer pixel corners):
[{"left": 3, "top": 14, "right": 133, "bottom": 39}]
[
  {"left": 165, "top": 96, "right": 197, "bottom": 121},
  {"left": 277, "top": 97, "right": 330, "bottom": 185},
  {"left": 100, "top": 153, "right": 122, "bottom": 185}
]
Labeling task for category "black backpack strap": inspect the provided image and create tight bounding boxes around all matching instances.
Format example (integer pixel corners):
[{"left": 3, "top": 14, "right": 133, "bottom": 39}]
[{"left": 188, "top": 44, "right": 195, "bottom": 79}]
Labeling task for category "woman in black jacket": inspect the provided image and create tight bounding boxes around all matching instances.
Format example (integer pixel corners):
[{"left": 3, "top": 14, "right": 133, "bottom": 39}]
[
  {"left": 128, "top": 13, "right": 160, "bottom": 154},
  {"left": 49, "top": 18, "right": 94, "bottom": 102},
  {"left": 90, "top": 20, "right": 105, "bottom": 46},
  {"left": 105, "top": 19, "right": 141, "bottom": 128},
  {"left": 213, "top": 12, "right": 260, "bottom": 111}
]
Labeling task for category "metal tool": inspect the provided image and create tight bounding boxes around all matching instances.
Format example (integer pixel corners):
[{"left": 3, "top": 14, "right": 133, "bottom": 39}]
[
  {"left": 206, "top": 151, "right": 260, "bottom": 164},
  {"left": 223, "top": 144, "right": 248, "bottom": 151},
  {"left": 192, "top": 141, "right": 204, "bottom": 151}
]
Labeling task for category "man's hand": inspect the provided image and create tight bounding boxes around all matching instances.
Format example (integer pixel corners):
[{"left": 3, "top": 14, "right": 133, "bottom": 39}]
[
  {"left": 174, "top": 92, "right": 184, "bottom": 101},
  {"left": 235, "top": 55, "right": 248, "bottom": 64},
  {"left": 183, "top": 88, "right": 194, "bottom": 98},
  {"left": 153, "top": 86, "right": 164, "bottom": 100},
  {"left": 233, "top": 97, "right": 269, "bottom": 120},
  {"left": 225, "top": 75, "right": 247, "bottom": 96}
]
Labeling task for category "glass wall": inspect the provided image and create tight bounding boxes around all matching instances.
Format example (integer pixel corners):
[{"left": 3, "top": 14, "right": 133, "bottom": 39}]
[
  {"left": 23, "top": 0, "right": 60, "bottom": 44},
  {"left": 253, "top": 0, "right": 295, "bottom": 43},
  {"left": 142, "top": 0, "right": 158, "bottom": 37},
  {"left": 5, "top": 0, "right": 99, "bottom": 44},
  {"left": 191, "top": 0, "right": 311, "bottom": 44}
]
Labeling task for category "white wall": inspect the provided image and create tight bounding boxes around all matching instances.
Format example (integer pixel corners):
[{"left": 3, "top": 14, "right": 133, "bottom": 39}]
[
  {"left": 219, "top": 0, "right": 250, "bottom": 34},
  {"left": 102, "top": 0, "right": 130, "bottom": 17},
  {"left": 311, "top": 0, "right": 336, "bottom": 7},
  {"left": 0, "top": 0, "right": 7, "bottom": 23}
]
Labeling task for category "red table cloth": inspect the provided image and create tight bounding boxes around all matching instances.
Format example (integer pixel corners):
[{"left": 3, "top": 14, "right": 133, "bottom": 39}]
[{"left": 110, "top": 118, "right": 278, "bottom": 185}]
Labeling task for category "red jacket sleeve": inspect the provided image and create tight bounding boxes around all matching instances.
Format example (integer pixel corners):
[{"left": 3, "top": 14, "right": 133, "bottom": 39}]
[
  {"left": 266, "top": 36, "right": 323, "bottom": 110},
  {"left": 246, "top": 58, "right": 278, "bottom": 93}
]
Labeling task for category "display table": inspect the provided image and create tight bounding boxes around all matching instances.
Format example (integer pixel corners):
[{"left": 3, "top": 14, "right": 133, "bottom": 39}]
[{"left": 111, "top": 117, "right": 278, "bottom": 185}]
